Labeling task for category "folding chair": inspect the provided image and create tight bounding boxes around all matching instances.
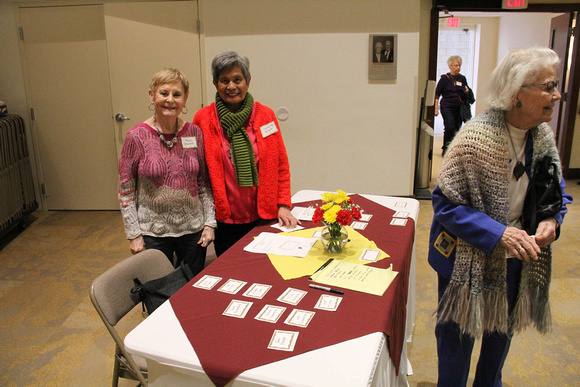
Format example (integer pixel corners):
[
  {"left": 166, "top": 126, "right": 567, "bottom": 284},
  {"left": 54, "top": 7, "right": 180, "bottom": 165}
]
[{"left": 90, "top": 249, "right": 174, "bottom": 387}]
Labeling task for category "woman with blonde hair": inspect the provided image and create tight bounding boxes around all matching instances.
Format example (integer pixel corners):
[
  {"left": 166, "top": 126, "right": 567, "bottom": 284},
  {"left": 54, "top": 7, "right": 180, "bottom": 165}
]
[{"left": 118, "top": 68, "right": 216, "bottom": 276}]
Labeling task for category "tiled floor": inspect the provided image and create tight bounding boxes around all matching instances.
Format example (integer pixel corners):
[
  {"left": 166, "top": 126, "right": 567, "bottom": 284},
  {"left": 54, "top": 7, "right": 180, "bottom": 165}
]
[{"left": 0, "top": 135, "right": 578, "bottom": 386}]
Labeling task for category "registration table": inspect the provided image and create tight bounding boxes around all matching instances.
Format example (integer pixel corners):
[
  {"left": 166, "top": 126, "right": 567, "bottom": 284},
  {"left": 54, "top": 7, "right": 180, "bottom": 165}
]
[{"left": 125, "top": 190, "right": 419, "bottom": 386}]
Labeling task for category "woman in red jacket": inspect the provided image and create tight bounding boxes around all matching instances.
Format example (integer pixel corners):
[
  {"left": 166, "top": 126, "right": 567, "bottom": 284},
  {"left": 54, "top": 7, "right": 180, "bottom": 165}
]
[{"left": 193, "top": 51, "right": 299, "bottom": 256}]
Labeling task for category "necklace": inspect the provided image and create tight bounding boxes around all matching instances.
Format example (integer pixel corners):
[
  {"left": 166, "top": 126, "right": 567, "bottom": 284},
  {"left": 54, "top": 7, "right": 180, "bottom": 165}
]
[
  {"left": 506, "top": 126, "right": 525, "bottom": 180},
  {"left": 153, "top": 115, "right": 179, "bottom": 148}
]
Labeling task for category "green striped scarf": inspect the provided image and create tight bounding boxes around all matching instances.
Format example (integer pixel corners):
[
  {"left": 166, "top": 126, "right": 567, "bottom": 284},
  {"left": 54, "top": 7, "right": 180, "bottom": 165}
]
[{"left": 215, "top": 92, "right": 258, "bottom": 187}]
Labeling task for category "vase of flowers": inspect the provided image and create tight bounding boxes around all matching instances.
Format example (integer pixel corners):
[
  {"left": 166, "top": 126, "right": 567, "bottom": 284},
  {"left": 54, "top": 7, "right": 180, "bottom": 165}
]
[{"left": 312, "top": 190, "right": 362, "bottom": 254}]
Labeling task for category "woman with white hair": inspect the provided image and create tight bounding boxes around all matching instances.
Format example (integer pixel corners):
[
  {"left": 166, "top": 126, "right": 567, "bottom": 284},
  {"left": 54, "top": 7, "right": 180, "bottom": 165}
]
[
  {"left": 434, "top": 55, "right": 470, "bottom": 155},
  {"left": 428, "top": 47, "right": 573, "bottom": 386}
]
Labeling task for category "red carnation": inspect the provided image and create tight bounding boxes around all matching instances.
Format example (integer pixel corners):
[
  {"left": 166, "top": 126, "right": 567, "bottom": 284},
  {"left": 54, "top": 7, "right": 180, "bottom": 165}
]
[
  {"left": 336, "top": 209, "right": 352, "bottom": 226},
  {"left": 351, "top": 206, "right": 362, "bottom": 221},
  {"left": 312, "top": 207, "right": 324, "bottom": 224}
]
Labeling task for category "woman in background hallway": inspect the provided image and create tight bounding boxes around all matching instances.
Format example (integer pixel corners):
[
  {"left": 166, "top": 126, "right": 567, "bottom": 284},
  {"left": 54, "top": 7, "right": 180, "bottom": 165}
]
[
  {"left": 434, "top": 55, "right": 470, "bottom": 155},
  {"left": 118, "top": 68, "right": 216, "bottom": 276}
]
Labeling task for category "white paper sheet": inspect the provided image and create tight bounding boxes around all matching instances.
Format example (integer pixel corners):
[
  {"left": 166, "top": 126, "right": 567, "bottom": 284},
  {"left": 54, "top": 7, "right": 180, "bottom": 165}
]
[{"left": 243, "top": 232, "right": 317, "bottom": 258}]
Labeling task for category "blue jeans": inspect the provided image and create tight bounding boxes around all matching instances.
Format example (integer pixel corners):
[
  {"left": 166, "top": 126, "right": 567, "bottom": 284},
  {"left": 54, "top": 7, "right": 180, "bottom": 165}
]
[
  {"left": 143, "top": 231, "right": 206, "bottom": 276},
  {"left": 436, "top": 258, "right": 522, "bottom": 387}
]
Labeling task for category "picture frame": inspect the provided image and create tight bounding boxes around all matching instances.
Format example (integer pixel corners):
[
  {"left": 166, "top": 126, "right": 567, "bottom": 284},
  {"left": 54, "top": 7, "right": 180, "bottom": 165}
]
[{"left": 369, "top": 34, "right": 397, "bottom": 80}]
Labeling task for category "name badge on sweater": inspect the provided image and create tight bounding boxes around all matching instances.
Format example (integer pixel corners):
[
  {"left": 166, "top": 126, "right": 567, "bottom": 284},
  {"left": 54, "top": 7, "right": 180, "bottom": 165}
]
[
  {"left": 260, "top": 121, "right": 278, "bottom": 138},
  {"left": 181, "top": 137, "right": 197, "bottom": 149},
  {"left": 455, "top": 81, "right": 463, "bottom": 87}
]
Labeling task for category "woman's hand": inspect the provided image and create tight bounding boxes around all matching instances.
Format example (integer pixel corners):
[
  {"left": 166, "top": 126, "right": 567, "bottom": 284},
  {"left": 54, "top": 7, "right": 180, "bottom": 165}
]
[
  {"left": 500, "top": 227, "right": 540, "bottom": 262},
  {"left": 198, "top": 226, "right": 215, "bottom": 247},
  {"left": 277, "top": 205, "right": 301, "bottom": 229},
  {"left": 129, "top": 236, "right": 146, "bottom": 255},
  {"left": 534, "top": 218, "right": 558, "bottom": 247}
]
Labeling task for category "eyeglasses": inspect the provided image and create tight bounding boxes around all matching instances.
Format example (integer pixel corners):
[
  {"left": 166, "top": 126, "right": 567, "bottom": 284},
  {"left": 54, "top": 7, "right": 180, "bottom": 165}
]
[{"left": 522, "top": 80, "right": 559, "bottom": 93}]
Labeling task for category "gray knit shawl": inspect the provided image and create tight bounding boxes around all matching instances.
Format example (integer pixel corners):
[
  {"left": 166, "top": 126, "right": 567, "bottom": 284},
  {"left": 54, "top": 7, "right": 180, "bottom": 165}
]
[{"left": 437, "top": 108, "right": 561, "bottom": 338}]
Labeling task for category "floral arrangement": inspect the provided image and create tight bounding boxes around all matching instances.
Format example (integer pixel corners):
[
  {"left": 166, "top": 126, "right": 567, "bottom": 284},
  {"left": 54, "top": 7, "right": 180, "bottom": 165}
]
[
  {"left": 312, "top": 190, "right": 362, "bottom": 253},
  {"left": 312, "top": 190, "right": 362, "bottom": 226}
]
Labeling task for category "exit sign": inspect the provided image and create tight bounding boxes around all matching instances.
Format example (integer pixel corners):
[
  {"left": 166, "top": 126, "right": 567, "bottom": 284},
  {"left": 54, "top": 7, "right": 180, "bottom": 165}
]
[
  {"left": 447, "top": 18, "right": 460, "bottom": 28},
  {"left": 503, "top": 0, "right": 527, "bottom": 9}
]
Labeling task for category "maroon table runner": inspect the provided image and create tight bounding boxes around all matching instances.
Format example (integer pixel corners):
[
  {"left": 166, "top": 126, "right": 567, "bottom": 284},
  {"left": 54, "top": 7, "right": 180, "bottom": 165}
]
[{"left": 170, "top": 195, "right": 415, "bottom": 386}]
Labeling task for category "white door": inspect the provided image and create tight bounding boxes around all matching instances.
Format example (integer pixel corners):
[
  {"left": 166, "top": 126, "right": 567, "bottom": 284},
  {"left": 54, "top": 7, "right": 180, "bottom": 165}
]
[
  {"left": 19, "top": 5, "right": 119, "bottom": 210},
  {"left": 103, "top": 1, "right": 202, "bottom": 158},
  {"left": 18, "top": 1, "right": 202, "bottom": 210}
]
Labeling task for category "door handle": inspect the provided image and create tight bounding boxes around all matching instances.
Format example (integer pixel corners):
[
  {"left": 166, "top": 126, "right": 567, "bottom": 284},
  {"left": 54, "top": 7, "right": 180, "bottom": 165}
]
[{"left": 115, "top": 113, "right": 130, "bottom": 122}]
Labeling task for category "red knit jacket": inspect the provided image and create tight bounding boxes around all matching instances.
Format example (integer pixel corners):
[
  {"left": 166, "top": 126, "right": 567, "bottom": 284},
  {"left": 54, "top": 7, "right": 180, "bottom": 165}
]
[{"left": 193, "top": 102, "right": 292, "bottom": 222}]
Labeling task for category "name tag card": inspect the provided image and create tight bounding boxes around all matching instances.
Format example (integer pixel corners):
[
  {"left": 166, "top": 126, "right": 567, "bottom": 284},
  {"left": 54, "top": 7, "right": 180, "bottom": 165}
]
[
  {"left": 260, "top": 121, "right": 278, "bottom": 138},
  {"left": 223, "top": 300, "right": 253, "bottom": 318},
  {"left": 218, "top": 279, "right": 247, "bottom": 294},
  {"left": 255, "top": 305, "right": 286, "bottom": 323},
  {"left": 277, "top": 288, "right": 307, "bottom": 306},
  {"left": 284, "top": 309, "right": 315, "bottom": 328},
  {"left": 314, "top": 294, "right": 342, "bottom": 311},
  {"left": 193, "top": 275, "right": 222, "bottom": 290},
  {"left": 243, "top": 283, "right": 272, "bottom": 299},
  {"left": 181, "top": 137, "right": 198, "bottom": 148},
  {"left": 268, "top": 330, "right": 299, "bottom": 351}
]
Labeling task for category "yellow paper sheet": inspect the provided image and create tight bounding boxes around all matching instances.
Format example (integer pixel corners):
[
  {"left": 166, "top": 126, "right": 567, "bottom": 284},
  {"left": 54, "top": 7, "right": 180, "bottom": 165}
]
[
  {"left": 310, "top": 260, "right": 398, "bottom": 296},
  {"left": 268, "top": 226, "right": 389, "bottom": 280}
]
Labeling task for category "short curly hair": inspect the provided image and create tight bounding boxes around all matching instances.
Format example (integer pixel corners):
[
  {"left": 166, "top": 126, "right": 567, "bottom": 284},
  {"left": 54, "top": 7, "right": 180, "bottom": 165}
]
[{"left": 149, "top": 68, "right": 189, "bottom": 95}]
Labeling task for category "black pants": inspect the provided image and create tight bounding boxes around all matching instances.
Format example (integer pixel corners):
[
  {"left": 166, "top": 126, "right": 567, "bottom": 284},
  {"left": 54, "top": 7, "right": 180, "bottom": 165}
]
[
  {"left": 441, "top": 105, "right": 462, "bottom": 155},
  {"left": 214, "top": 220, "right": 261, "bottom": 257},
  {"left": 143, "top": 231, "right": 206, "bottom": 277}
]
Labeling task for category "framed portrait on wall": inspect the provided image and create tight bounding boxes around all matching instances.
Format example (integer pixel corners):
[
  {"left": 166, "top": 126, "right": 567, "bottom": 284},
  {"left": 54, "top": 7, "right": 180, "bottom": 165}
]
[{"left": 369, "top": 34, "right": 397, "bottom": 80}]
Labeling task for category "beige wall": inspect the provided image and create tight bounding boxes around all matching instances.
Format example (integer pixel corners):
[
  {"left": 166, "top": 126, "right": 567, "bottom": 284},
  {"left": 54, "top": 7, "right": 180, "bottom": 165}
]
[
  {"left": 459, "top": 17, "right": 500, "bottom": 115},
  {"left": 2, "top": 0, "right": 578, "bottom": 209},
  {"left": 200, "top": 0, "right": 427, "bottom": 197}
]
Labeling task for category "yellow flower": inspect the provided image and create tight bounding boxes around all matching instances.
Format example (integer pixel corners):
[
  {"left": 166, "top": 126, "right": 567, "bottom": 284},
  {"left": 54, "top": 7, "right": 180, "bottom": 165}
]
[
  {"left": 321, "top": 192, "right": 337, "bottom": 203},
  {"left": 321, "top": 202, "right": 333, "bottom": 210},
  {"left": 335, "top": 189, "right": 349, "bottom": 204},
  {"left": 323, "top": 204, "right": 340, "bottom": 223}
]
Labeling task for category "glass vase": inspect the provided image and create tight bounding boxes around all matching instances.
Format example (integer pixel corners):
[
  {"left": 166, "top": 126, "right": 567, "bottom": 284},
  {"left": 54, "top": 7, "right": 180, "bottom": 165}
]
[{"left": 320, "top": 224, "right": 348, "bottom": 254}]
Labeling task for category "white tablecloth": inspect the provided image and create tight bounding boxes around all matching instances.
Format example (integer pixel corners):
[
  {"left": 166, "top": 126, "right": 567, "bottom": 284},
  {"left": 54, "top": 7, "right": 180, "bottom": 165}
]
[{"left": 125, "top": 190, "right": 419, "bottom": 386}]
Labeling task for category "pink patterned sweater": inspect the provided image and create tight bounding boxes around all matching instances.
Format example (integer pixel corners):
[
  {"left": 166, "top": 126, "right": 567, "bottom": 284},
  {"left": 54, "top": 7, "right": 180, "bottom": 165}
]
[{"left": 118, "top": 122, "right": 216, "bottom": 240}]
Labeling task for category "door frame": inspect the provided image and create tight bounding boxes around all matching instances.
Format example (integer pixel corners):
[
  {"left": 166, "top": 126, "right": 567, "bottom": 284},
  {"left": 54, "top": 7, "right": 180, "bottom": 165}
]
[{"left": 428, "top": 3, "right": 580, "bottom": 179}]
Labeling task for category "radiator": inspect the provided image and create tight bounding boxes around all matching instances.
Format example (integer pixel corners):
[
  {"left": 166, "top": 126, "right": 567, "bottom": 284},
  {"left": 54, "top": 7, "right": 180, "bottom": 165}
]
[{"left": 0, "top": 114, "right": 38, "bottom": 238}]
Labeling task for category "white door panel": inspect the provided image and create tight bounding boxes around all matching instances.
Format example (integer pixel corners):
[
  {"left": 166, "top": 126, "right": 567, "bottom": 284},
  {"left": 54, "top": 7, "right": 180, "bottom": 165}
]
[
  {"left": 18, "top": 1, "right": 202, "bottom": 210},
  {"left": 19, "top": 5, "right": 119, "bottom": 210},
  {"left": 104, "top": 1, "right": 202, "bottom": 159}
]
